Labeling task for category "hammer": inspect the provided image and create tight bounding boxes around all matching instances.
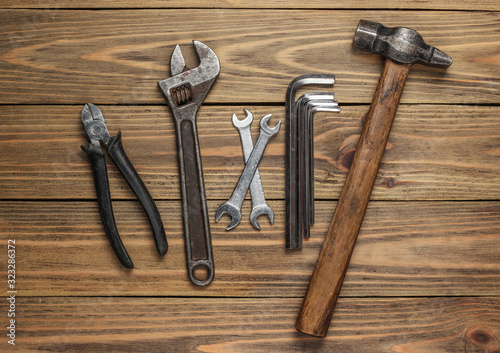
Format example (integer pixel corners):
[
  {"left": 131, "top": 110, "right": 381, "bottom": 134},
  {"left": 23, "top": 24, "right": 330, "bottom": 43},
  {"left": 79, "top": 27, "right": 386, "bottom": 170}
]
[{"left": 295, "top": 20, "right": 452, "bottom": 337}]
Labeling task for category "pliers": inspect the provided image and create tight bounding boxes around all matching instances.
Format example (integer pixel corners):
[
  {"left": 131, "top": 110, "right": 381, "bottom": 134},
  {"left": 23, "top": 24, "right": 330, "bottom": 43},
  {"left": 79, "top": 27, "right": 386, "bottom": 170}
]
[{"left": 81, "top": 103, "right": 168, "bottom": 268}]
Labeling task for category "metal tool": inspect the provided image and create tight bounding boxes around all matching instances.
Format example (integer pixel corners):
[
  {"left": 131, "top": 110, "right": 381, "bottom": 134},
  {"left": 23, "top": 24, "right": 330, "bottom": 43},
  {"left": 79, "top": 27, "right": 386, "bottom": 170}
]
[
  {"left": 216, "top": 115, "right": 281, "bottom": 230},
  {"left": 296, "top": 93, "right": 338, "bottom": 238},
  {"left": 296, "top": 93, "right": 336, "bottom": 183},
  {"left": 285, "top": 75, "right": 336, "bottom": 249},
  {"left": 296, "top": 94, "right": 339, "bottom": 215},
  {"left": 298, "top": 97, "right": 340, "bottom": 237},
  {"left": 286, "top": 78, "right": 341, "bottom": 249},
  {"left": 81, "top": 103, "right": 167, "bottom": 269},
  {"left": 296, "top": 20, "right": 453, "bottom": 338},
  {"left": 158, "top": 41, "right": 220, "bottom": 286},
  {"left": 305, "top": 104, "right": 341, "bottom": 228},
  {"left": 232, "top": 109, "right": 275, "bottom": 230}
]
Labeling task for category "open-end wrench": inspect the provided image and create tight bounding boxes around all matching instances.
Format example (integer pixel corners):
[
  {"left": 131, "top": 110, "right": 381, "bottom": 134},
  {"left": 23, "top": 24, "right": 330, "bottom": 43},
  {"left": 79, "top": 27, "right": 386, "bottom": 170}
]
[
  {"left": 158, "top": 41, "right": 219, "bottom": 286},
  {"left": 232, "top": 109, "right": 275, "bottom": 230},
  {"left": 216, "top": 115, "right": 281, "bottom": 230},
  {"left": 285, "top": 75, "right": 335, "bottom": 249}
]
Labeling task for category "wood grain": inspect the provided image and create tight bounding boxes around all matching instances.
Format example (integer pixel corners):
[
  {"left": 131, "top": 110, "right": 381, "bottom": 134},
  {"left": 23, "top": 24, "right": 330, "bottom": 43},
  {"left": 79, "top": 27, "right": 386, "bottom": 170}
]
[
  {"left": 0, "top": 10, "right": 498, "bottom": 104},
  {"left": 0, "top": 5, "right": 499, "bottom": 351},
  {"left": 0, "top": 200, "right": 498, "bottom": 297},
  {"left": 1, "top": 105, "right": 499, "bottom": 201},
  {"left": 0, "top": 297, "right": 498, "bottom": 352},
  {"left": 2, "top": 0, "right": 499, "bottom": 10}
]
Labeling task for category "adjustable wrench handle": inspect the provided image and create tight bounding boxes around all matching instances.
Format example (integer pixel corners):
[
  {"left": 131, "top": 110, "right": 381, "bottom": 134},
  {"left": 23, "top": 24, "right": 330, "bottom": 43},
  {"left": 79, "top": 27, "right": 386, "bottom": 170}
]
[
  {"left": 175, "top": 117, "right": 214, "bottom": 286},
  {"left": 296, "top": 59, "right": 411, "bottom": 337}
]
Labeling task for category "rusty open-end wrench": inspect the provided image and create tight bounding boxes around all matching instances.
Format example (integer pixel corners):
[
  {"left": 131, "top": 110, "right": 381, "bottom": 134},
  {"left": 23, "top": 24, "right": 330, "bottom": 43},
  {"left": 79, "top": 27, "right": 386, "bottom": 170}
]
[
  {"left": 158, "top": 41, "right": 219, "bottom": 286},
  {"left": 232, "top": 109, "right": 275, "bottom": 230},
  {"left": 216, "top": 115, "right": 281, "bottom": 230}
]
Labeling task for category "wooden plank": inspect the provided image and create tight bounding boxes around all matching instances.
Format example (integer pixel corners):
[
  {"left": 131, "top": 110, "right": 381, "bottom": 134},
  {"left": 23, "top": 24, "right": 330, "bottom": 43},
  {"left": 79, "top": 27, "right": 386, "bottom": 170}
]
[
  {"left": 1, "top": 105, "right": 499, "bottom": 201},
  {"left": 1, "top": 0, "right": 499, "bottom": 11},
  {"left": 0, "top": 10, "right": 498, "bottom": 104},
  {"left": 0, "top": 296, "right": 498, "bottom": 352},
  {"left": 0, "top": 200, "right": 498, "bottom": 297}
]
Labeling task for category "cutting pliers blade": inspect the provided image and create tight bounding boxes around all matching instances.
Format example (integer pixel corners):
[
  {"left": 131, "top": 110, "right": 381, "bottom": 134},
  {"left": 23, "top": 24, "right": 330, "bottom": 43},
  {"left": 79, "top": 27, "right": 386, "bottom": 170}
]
[
  {"left": 81, "top": 103, "right": 167, "bottom": 268},
  {"left": 81, "top": 102, "right": 110, "bottom": 145}
]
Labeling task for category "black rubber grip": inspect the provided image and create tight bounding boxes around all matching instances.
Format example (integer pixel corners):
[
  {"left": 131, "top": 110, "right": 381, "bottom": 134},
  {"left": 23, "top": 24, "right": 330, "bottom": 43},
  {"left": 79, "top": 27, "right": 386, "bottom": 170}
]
[
  {"left": 82, "top": 143, "right": 134, "bottom": 269},
  {"left": 106, "top": 132, "right": 168, "bottom": 256}
]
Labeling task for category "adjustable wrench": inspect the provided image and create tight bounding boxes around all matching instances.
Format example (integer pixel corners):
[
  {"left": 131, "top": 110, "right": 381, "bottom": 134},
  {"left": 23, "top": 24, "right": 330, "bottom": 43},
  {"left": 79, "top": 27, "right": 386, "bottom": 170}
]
[
  {"left": 216, "top": 115, "right": 281, "bottom": 230},
  {"left": 158, "top": 41, "right": 219, "bottom": 286},
  {"left": 232, "top": 109, "right": 274, "bottom": 230}
]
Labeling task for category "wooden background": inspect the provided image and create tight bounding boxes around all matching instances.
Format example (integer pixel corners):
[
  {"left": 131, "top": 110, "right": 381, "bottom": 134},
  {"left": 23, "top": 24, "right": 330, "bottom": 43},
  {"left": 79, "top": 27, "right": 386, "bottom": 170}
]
[{"left": 1, "top": 1, "right": 499, "bottom": 352}]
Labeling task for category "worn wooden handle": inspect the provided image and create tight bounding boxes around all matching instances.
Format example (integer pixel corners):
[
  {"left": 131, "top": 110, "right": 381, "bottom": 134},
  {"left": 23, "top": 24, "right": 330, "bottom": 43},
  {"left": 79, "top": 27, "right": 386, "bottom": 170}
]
[{"left": 295, "top": 59, "right": 412, "bottom": 337}]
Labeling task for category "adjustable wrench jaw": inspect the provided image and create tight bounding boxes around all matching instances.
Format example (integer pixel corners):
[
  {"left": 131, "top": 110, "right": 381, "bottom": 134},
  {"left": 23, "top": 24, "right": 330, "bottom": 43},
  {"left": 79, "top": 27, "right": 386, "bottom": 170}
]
[{"left": 158, "top": 41, "right": 220, "bottom": 122}]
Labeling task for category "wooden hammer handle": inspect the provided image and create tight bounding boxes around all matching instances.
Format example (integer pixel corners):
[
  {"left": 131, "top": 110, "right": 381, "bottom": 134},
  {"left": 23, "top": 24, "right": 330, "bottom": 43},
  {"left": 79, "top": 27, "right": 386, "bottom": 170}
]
[{"left": 295, "top": 59, "right": 411, "bottom": 337}]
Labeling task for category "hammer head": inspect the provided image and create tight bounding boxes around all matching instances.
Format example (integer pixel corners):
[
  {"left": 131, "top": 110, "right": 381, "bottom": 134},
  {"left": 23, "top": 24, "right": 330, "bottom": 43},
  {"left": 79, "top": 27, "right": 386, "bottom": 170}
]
[{"left": 353, "top": 20, "right": 452, "bottom": 68}]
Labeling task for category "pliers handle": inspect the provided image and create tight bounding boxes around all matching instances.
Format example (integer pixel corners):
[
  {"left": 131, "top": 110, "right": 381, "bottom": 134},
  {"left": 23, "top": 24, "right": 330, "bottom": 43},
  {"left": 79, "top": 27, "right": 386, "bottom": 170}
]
[{"left": 81, "top": 104, "right": 167, "bottom": 268}]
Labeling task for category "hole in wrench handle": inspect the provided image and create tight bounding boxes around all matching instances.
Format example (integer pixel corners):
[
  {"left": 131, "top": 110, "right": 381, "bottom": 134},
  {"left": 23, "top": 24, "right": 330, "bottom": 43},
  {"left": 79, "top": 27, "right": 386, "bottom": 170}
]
[
  {"left": 190, "top": 260, "right": 214, "bottom": 286},
  {"left": 178, "top": 119, "right": 214, "bottom": 286}
]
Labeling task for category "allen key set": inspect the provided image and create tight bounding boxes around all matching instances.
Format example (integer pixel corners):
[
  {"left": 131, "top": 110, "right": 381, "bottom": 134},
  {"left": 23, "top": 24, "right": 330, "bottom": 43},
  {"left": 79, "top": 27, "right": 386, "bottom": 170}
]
[{"left": 285, "top": 75, "right": 340, "bottom": 249}]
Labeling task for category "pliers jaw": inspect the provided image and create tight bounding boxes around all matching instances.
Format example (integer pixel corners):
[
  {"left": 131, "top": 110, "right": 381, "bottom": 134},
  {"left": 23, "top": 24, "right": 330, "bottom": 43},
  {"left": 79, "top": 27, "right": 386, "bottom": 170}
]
[
  {"left": 81, "top": 103, "right": 110, "bottom": 146},
  {"left": 81, "top": 104, "right": 168, "bottom": 268}
]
